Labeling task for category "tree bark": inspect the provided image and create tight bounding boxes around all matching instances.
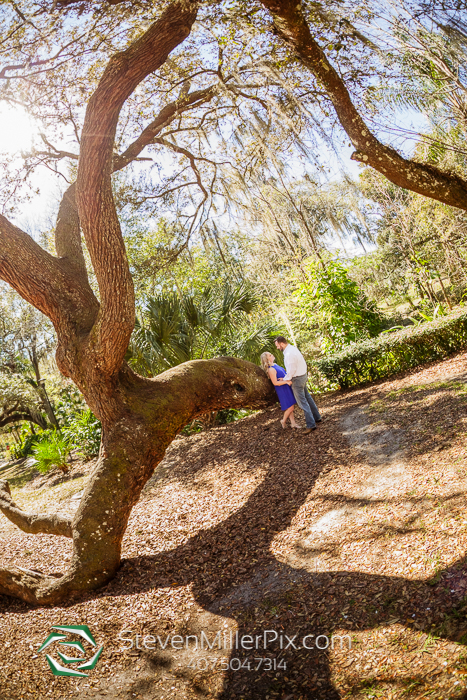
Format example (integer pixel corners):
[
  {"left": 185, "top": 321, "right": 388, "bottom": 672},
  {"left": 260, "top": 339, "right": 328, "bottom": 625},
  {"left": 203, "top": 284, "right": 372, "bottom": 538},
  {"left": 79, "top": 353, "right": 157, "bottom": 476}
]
[
  {"left": 0, "top": 358, "right": 276, "bottom": 604},
  {"left": 260, "top": 0, "right": 467, "bottom": 211},
  {"left": 0, "top": 0, "right": 289, "bottom": 608},
  {"left": 54, "top": 182, "right": 88, "bottom": 280},
  {"left": 0, "top": 1, "right": 215, "bottom": 606},
  {"left": 0, "top": 481, "right": 72, "bottom": 538},
  {"left": 75, "top": 0, "right": 200, "bottom": 378},
  {"left": 0, "top": 214, "right": 99, "bottom": 337}
]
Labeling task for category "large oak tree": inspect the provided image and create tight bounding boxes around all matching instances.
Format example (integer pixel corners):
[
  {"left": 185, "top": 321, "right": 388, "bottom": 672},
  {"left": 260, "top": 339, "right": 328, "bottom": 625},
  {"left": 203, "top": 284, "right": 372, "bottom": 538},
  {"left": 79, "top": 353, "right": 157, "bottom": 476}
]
[
  {"left": 0, "top": 0, "right": 276, "bottom": 605},
  {"left": 1, "top": 0, "right": 467, "bottom": 606},
  {"left": 259, "top": 0, "right": 467, "bottom": 209}
]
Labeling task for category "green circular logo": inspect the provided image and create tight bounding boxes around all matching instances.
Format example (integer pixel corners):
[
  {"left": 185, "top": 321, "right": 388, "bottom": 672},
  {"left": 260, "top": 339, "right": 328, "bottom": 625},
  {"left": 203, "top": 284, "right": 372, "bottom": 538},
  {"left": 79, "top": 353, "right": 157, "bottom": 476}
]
[{"left": 37, "top": 625, "right": 104, "bottom": 677}]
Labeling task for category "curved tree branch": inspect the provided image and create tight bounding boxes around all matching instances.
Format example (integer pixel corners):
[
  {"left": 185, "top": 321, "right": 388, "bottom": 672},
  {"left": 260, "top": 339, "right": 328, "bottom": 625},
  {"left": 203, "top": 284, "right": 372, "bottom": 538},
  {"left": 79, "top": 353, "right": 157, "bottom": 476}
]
[
  {"left": 54, "top": 182, "right": 88, "bottom": 278},
  {"left": 114, "top": 84, "right": 218, "bottom": 171},
  {"left": 0, "top": 410, "right": 47, "bottom": 430},
  {"left": 0, "top": 357, "right": 276, "bottom": 605},
  {"left": 0, "top": 566, "right": 53, "bottom": 605},
  {"left": 76, "top": 0, "right": 199, "bottom": 377},
  {"left": 0, "top": 214, "right": 98, "bottom": 337},
  {"left": 260, "top": 0, "right": 467, "bottom": 210},
  {"left": 0, "top": 480, "right": 72, "bottom": 537},
  {"left": 53, "top": 0, "right": 135, "bottom": 8},
  {"left": 154, "top": 138, "right": 209, "bottom": 199},
  {"left": 53, "top": 84, "right": 217, "bottom": 273},
  {"left": 153, "top": 356, "right": 278, "bottom": 426}
]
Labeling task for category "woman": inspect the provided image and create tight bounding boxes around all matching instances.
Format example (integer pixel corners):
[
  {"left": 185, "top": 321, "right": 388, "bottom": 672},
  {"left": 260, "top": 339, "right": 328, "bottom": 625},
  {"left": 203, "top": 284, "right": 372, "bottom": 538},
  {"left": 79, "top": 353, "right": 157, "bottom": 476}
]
[{"left": 260, "top": 351, "right": 298, "bottom": 429}]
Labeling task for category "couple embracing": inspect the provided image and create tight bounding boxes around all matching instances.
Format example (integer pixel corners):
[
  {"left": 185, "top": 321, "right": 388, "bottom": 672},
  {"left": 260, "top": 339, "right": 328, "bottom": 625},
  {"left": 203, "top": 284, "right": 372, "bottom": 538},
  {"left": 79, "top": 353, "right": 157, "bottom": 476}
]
[{"left": 260, "top": 336, "right": 321, "bottom": 434}]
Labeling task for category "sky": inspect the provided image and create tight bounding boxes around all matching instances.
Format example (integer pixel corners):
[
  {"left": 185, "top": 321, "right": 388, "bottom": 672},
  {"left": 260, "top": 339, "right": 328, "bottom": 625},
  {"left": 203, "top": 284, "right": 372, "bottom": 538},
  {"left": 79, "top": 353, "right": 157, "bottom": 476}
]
[
  {"left": 0, "top": 104, "right": 70, "bottom": 236},
  {"left": 0, "top": 105, "right": 37, "bottom": 154}
]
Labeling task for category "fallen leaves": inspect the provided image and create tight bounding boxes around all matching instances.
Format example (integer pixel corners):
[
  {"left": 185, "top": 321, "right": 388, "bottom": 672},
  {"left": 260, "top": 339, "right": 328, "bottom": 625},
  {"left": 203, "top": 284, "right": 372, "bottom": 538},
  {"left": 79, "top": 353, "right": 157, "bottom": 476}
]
[{"left": 2, "top": 353, "right": 467, "bottom": 697}]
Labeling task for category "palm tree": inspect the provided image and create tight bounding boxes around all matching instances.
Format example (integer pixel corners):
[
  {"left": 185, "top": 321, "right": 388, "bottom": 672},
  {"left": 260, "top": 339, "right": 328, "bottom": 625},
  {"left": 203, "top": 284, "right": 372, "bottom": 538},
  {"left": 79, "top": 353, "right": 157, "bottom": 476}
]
[{"left": 127, "top": 284, "right": 276, "bottom": 377}]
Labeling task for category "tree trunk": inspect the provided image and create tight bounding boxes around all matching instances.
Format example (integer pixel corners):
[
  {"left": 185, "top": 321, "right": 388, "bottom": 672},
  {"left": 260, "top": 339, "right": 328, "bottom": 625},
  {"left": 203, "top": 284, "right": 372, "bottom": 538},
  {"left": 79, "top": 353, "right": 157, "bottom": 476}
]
[
  {"left": 0, "top": 358, "right": 276, "bottom": 604},
  {"left": 0, "top": 0, "right": 280, "bottom": 606},
  {"left": 35, "top": 382, "right": 59, "bottom": 429}
]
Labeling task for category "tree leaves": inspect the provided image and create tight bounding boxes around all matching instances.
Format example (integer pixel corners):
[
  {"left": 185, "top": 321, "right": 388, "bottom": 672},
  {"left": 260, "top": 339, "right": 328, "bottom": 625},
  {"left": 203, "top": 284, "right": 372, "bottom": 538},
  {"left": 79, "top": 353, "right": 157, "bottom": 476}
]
[{"left": 127, "top": 284, "right": 277, "bottom": 376}]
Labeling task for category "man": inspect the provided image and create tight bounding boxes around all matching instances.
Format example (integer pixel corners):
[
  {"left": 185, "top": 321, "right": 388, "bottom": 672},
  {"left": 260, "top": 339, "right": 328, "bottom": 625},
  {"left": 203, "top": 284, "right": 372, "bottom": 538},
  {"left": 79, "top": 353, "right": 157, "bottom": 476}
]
[{"left": 274, "top": 336, "right": 321, "bottom": 434}]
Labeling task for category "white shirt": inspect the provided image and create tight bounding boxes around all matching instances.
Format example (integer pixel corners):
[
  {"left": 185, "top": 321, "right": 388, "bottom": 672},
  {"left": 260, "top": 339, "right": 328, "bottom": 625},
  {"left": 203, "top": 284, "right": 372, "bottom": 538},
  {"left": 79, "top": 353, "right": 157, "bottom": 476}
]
[{"left": 283, "top": 344, "right": 307, "bottom": 380}]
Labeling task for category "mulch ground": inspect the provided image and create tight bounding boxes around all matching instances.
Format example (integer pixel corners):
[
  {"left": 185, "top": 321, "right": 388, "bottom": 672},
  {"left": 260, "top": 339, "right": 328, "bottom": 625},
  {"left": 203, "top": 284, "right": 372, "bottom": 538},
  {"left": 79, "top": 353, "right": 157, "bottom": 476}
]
[{"left": 3, "top": 351, "right": 467, "bottom": 698}]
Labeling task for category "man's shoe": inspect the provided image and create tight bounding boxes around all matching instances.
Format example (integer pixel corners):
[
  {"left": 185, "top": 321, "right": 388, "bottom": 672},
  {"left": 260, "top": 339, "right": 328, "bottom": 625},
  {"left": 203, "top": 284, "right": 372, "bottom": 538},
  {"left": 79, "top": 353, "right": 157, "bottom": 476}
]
[
  {"left": 303, "top": 426, "right": 317, "bottom": 434},
  {"left": 316, "top": 418, "right": 322, "bottom": 423}
]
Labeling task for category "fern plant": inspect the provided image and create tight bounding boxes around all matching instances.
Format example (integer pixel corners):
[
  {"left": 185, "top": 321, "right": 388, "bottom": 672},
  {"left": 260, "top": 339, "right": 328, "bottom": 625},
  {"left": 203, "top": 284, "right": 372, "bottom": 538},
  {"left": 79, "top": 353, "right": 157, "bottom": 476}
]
[
  {"left": 128, "top": 284, "right": 276, "bottom": 376},
  {"left": 62, "top": 409, "right": 101, "bottom": 458},
  {"left": 32, "top": 431, "right": 70, "bottom": 474}
]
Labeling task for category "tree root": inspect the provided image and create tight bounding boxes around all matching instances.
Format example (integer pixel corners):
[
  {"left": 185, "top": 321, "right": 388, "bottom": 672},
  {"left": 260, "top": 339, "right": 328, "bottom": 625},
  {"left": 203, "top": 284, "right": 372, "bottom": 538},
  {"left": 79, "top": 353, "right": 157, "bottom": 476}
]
[
  {"left": 0, "top": 480, "right": 72, "bottom": 538},
  {"left": 0, "top": 565, "right": 55, "bottom": 604}
]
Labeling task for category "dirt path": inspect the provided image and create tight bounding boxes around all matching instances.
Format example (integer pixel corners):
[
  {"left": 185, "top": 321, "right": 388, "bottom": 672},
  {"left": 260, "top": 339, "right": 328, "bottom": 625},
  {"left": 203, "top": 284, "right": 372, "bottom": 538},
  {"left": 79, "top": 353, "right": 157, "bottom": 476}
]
[
  {"left": 293, "top": 404, "right": 409, "bottom": 559},
  {"left": 3, "top": 352, "right": 467, "bottom": 699}
]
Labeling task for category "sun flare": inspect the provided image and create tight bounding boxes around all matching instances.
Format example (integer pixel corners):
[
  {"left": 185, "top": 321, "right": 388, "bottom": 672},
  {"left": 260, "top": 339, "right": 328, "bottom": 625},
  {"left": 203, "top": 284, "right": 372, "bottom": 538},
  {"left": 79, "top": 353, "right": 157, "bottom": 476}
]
[{"left": 0, "top": 105, "right": 37, "bottom": 154}]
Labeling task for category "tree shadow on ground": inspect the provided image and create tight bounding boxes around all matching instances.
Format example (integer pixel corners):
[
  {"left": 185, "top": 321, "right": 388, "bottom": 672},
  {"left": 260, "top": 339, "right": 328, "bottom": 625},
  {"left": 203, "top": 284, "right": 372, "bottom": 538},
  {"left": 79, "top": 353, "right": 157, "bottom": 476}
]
[
  {"left": 3, "top": 380, "right": 467, "bottom": 698},
  {"left": 97, "top": 403, "right": 467, "bottom": 699}
]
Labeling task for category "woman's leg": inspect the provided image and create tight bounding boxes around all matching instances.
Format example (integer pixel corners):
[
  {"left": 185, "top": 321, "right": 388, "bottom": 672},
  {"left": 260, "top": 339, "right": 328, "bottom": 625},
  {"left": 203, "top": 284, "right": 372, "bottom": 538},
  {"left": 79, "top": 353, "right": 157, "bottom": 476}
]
[
  {"left": 288, "top": 405, "right": 299, "bottom": 427},
  {"left": 281, "top": 405, "right": 295, "bottom": 427}
]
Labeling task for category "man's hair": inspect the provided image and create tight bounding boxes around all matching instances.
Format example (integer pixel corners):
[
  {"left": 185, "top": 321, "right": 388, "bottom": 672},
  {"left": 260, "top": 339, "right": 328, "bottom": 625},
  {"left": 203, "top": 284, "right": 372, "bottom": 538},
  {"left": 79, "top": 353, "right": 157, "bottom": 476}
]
[{"left": 274, "top": 335, "right": 288, "bottom": 344}]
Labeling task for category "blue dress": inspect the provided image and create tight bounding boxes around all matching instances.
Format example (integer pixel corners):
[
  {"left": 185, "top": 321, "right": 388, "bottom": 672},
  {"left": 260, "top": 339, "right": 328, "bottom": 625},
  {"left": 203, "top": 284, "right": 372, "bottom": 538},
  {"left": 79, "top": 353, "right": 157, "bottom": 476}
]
[{"left": 270, "top": 363, "right": 296, "bottom": 410}]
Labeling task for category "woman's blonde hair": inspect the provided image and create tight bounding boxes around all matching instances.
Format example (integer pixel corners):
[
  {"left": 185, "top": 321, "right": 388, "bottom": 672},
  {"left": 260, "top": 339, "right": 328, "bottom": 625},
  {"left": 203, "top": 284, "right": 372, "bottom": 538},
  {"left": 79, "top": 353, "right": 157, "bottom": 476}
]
[{"left": 260, "top": 352, "right": 272, "bottom": 375}]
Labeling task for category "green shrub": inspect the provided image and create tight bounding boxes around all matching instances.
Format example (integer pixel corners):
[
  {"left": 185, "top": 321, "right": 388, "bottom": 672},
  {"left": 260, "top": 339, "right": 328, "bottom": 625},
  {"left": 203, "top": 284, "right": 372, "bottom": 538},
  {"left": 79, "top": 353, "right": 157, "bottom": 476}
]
[
  {"left": 32, "top": 431, "right": 71, "bottom": 474},
  {"left": 62, "top": 409, "right": 101, "bottom": 458},
  {"left": 54, "top": 385, "right": 87, "bottom": 424},
  {"left": 294, "top": 256, "right": 383, "bottom": 352},
  {"left": 216, "top": 408, "right": 253, "bottom": 424},
  {"left": 315, "top": 307, "right": 467, "bottom": 389},
  {"left": 9, "top": 426, "right": 41, "bottom": 459}
]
